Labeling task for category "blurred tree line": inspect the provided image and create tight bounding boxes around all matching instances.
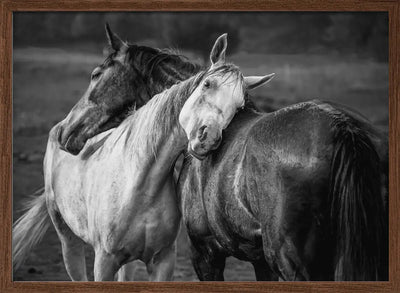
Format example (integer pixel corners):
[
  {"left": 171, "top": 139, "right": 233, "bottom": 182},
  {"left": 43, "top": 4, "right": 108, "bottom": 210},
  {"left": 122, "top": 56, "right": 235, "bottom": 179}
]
[{"left": 14, "top": 12, "right": 388, "bottom": 61}]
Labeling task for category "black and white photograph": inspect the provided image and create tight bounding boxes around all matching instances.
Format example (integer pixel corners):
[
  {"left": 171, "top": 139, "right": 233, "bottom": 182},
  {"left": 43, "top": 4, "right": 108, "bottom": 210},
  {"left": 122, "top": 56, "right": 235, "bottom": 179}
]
[{"left": 12, "top": 12, "right": 388, "bottom": 281}]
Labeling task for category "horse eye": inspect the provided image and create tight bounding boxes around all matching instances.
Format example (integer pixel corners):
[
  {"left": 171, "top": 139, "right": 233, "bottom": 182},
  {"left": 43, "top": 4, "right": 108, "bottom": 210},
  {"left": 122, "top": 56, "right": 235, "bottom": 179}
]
[
  {"left": 203, "top": 80, "right": 211, "bottom": 88},
  {"left": 91, "top": 70, "right": 102, "bottom": 80}
]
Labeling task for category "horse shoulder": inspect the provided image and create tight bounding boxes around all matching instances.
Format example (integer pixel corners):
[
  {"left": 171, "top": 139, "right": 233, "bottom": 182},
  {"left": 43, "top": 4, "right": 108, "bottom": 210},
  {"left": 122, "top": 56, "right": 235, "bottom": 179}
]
[{"left": 178, "top": 161, "right": 210, "bottom": 238}]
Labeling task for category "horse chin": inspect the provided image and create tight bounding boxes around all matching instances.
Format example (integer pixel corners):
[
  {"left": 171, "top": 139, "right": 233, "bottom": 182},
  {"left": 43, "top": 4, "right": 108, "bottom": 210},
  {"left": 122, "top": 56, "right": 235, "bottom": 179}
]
[
  {"left": 188, "top": 147, "right": 207, "bottom": 161},
  {"left": 98, "top": 117, "right": 121, "bottom": 133}
]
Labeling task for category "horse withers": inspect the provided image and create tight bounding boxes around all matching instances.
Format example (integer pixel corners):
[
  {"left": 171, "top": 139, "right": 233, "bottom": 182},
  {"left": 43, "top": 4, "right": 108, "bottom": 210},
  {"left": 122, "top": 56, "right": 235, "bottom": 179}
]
[{"left": 12, "top": 33, "right": 272, "bottom": 281}]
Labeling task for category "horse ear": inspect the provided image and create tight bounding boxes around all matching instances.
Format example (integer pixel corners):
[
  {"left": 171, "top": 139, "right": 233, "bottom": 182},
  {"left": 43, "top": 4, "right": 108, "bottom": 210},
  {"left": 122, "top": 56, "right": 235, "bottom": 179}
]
[
  {"left": 210, "top": 33, "right": 228, "bottom": 65},
  {"left": 105, "top": 23, "right": 127, "bottom": 52},
  {"left": 244, "top": 73, "right": 275, "bottom": 90}
]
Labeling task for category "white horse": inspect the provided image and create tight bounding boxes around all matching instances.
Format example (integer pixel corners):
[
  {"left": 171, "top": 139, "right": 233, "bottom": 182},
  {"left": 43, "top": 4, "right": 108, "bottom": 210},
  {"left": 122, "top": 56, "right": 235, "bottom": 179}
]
[{"left": 13, "top": 34, "right": 273, "bottom": 281}]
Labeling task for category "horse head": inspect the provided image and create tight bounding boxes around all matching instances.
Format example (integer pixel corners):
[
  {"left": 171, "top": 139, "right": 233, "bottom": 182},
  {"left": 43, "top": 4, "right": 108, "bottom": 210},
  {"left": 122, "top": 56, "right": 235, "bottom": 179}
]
[
  {"left": 179, "top": 34, "right": 275, "bottom": 159},
  {"left": 57, "top": 24, "right": 199, "bottom": 155}
]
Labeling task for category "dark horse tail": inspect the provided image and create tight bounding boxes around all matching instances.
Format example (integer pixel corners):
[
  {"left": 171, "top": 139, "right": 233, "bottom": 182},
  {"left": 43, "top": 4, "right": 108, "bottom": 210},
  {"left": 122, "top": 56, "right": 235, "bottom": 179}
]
[{"left": 329, "top": 112, "right": 387, "bottom": 280}]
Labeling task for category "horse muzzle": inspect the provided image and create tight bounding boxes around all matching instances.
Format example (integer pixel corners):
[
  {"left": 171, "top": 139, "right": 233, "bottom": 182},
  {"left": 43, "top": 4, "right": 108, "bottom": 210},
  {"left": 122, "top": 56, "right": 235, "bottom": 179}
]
[
  {"left": 188, "top": 125, "right": 222, "bottom": 160},
  {"left": 57, "top": 123, "right": 86, "bottom": 155}
]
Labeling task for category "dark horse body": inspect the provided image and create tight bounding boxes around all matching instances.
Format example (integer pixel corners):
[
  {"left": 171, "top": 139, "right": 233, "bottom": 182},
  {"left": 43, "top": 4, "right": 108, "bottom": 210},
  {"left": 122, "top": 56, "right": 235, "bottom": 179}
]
[
  {"left": 179, "top": 99, "right": 387, "bottom": 280},
  {"left": 45, "top": 26, "right": 387, "bottom": 281}
]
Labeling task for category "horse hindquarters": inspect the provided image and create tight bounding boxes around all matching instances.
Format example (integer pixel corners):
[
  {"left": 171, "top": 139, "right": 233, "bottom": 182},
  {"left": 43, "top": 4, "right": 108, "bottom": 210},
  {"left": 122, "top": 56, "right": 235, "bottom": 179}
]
[{"left": 329, "top": 115, "right": 387, "bottom": 281}]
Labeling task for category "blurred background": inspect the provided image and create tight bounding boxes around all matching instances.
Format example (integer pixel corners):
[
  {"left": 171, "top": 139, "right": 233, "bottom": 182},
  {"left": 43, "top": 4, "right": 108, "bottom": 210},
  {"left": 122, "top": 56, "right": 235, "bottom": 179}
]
[{"left": 13, "top": 12, "right": 388, "bottom": 281}]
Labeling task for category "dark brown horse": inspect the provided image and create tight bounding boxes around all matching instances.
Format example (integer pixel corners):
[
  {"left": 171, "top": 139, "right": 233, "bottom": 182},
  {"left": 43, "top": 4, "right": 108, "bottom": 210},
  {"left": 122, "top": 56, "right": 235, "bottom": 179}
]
[
  {"left": 179, "top": 98, "right": 387, "bottom": 281},
  {"left": 57, "top": 24, "right": 200, "bottom": 155},
  {"left": 51, "top": 27, "right": 387, "bottom": 281}
]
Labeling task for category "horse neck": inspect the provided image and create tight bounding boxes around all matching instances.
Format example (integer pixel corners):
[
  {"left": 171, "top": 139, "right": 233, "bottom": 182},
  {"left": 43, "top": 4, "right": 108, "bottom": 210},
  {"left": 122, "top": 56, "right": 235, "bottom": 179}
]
[{"left": 113, "top": 76, "right": 197, "bottom": 181}]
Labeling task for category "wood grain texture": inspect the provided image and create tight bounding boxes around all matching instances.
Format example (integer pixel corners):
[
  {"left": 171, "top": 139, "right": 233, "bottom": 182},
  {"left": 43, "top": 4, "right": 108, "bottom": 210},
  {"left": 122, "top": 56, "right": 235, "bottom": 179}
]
[{"left": 0, "top": 0, "right": 399, "bottom": 292}]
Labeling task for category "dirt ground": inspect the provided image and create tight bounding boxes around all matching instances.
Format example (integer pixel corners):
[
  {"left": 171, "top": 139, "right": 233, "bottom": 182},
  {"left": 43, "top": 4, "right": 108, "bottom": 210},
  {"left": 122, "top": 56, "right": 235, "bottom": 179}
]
[{"left": 12, "top": 47, "right": 388, "bottom": 281}]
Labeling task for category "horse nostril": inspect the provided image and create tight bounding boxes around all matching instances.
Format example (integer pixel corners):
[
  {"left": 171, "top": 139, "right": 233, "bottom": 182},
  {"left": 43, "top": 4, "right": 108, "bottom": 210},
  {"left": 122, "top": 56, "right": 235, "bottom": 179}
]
[
  {"left": 57, "top": 126, "right": 64, "bottom": 144},
  {"left": 212, "top": 136, "right": 222, "bottom": 149},
  {"left": 197, "top": 125, "right": 208, "bottom": 142}
]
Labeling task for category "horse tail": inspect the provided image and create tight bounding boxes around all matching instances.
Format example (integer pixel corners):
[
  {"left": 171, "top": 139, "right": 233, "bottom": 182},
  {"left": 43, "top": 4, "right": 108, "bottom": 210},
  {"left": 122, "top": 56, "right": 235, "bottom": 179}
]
[
  {"left": 13, "top": 187, "right": 51, "bottom": 271},
  {"left": 329, "top": 113, "right": 387, "bottom": 281}
]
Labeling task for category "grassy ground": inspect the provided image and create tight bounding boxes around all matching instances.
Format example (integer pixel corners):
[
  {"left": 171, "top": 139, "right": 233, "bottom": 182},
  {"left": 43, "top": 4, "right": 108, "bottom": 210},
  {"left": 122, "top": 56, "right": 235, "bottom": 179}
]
[{"left": 12, "top": 46, "right": 388, "bottom": 281}]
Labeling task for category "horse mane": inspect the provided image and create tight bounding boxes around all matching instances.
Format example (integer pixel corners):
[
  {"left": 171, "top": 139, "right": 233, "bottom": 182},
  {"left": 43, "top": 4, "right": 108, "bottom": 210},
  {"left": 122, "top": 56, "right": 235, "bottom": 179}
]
[
  {"left": 99, "top": 43, "right": 201, "bottom": 95},
  {"left": 126, "top": 44, "right": 201, "bottom": 86},
  {"left": 109, "top": 63, "right": 243, "bottom": 159},
  {"left": 127, "top": 71, "right": 205, "bottom": 158}
]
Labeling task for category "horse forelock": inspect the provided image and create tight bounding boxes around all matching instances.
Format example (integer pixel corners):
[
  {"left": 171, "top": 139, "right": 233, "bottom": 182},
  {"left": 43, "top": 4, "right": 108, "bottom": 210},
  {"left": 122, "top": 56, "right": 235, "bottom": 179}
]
[
  {"left": 100, "top": 51, "right": 118, "bottom": 69},
  {"left": 209, "top": 63, "right": 245, "bottom": 95}
]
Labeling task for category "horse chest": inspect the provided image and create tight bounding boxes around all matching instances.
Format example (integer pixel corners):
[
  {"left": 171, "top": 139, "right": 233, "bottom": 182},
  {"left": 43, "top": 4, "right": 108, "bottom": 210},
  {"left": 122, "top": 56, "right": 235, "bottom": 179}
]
[{"left": 50, "top": 157, "right": 90, "bottom": 240}]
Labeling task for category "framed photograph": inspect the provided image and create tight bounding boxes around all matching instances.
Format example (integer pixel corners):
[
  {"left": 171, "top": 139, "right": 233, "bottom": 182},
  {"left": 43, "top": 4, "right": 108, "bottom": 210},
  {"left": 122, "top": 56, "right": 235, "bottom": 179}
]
[{"left": 1, "top": 0, "right": 399, "bottom": 292}]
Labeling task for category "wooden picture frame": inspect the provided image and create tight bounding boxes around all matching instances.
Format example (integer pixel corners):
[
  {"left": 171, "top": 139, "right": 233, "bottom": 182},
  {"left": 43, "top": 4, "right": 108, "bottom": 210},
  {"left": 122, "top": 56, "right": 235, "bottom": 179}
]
[{"left": 1, "top": 0, "right": 399, "bottom": 292}]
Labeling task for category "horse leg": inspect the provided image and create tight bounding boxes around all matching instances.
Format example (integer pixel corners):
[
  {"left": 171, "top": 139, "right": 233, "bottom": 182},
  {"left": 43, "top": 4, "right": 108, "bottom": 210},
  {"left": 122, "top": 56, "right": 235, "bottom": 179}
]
[
  {"left": 260, "top": 224, "right": 312, "bottom": 281},
  {"left": 117, "top": 261, "right": 138, "bottom": 281},
  {"left": 278, "top": 237, "right": 309, "bottom": 281},
  {"left": 252, "top": 258, "right": 278, "bottom": 281},
  {"left": 146, "top": 243, "right": 176, "bottom": 281},
  {"left": 261, "top": 225, "right": 310, "bottom": 281},
  {"left": 258, "top": 174, "right": 311, "bottom": 281},
  {"left": 94, "top": 250, "right": 120, "bottom": 281},
  {"left": 47, "top": 206, "right": 88, "bottom": 281},
  {"left": 190, "top": 243, "right": 226, "bottom": 281}
]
